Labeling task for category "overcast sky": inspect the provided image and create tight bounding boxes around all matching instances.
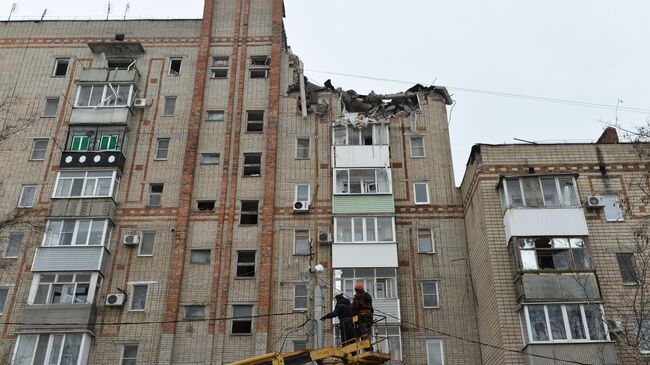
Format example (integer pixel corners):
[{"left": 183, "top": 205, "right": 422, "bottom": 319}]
[{"left": 4, "top": 1, "right": 650, "bottom": 184}]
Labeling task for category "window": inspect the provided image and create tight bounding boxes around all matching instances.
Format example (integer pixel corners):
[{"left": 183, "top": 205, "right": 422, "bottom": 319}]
[
  {"left": 522, "top": 303, "right": 608, "bottom": 343},
  {"left": 75, "top": 84, "right": 134, "bottom": 107},
  {"left": 426, "top": 339, "right": 444, "bottom": 365},
  {"left": 513, "top": 237, "right": 591, "bottom": 271},
  {"left": 292, "top": 341, "right": 307, "bottom": 351},
  {"left": 139, "top": 231, "right": 155, "bottom": 256},
  {"left": 334, "top": 268, "right": 396, "bottom": 299},
  {"left": 197, "top": 200, "right": 216, "bottom": 212},
  {"left": 232, "top": 305, "right": 253, "bottom": 334},
  {"left": 0, "top": 287, "right": 9, "bottom": 313},
  {"left": 70, "top": 135, "right": 89, "bottom": 151},
  {"left": 246, "top": 111, "right": 264, "bottom": 132},
  {"left": 207, "top": 110, "right": 225, "bottom": 121},
  {"left": 243, "top": 153, "right": 262, "bottom": 176},
  {"left": 334, "top": 217, "right": 395, "bottom": 243},
  {"left": 52, "top": 58, "right": 70, "bottom": 76},
  {"left": 421, "top": 281, "right": 439, "bottom": 308},
  {"left": 616, "top": 253, "right": 638, "bottom": 285},
  {"left": 295, "top": 184, "right": 310, "bottom": 203},
  {"left": 294, "top": 230, "right": 310, "bottom": 255},
  {"left": 53, "top": 171, "right": 118, "bottom": 198},
  {"left": 604, "top": 194, "right": 624, "bottom": 221},
  {"left": 410, "top": 136, "right": 425, "bottom": 157},
  {"left": 296, "top": 138, "right": 310, "bottom": 159},
  {"left": 294, "top": 283, "right": 308, "bottom": 310},
  {"left": 201, "top": 153, "right": 220, "bottom": 165},
  {"left": 637, "top": 319, "right": 650, "bottom": 354},
  {"left": 14, "top": 333, "right": 85, "bottom": 365},
  {"left": 130, "top": 284, "right": 148, "bottom": 310},
  {"left": 334, "top": 168, "right": 391, "bottom": 194},
  {"left": 99, "top": 135, "right": 118, "bottom": 150},
  {"left": 148, "top": 184, "right": 163, "bottom": 206},
  {"left": 155, "top": 138, "right": 170, "bottom": 160},
  {"left": 249, "top": 56, "right": 270, "bottom": 78},
  {"left": 211, "top": 56, "right": 229, "bottom": 78},
  {"left": 43, "top": 98, "right": 59, "bottom": 117},
  {"left": 30, "top": 139, "right": 48, "bottom": 160},
  {"left": 236, "top": 251, "right": 256, "bottom": 277},
  {"left": 65, "top": 126, "right": 127, "bottom": 152},
  {"left": 169, "top": 58, "right": 182, "bottom": 75},
  {"left": 121, "top": 344, "right": 138, "bottom": 365},
  {"left": 418, "top": 228, "right": 434, "bottom": 253},
  {"left": 185, "top": 305, "right": 205, "bottom": 320},
  {"left": 4, "top": 232, "right": 24, "bottom": 258},
  {"left": 43, "top": 219, "right": 112, "bottom": 247},
  {"left": 17, "top": 185, "right": 37, "bottom": 208},
  {"left": 376, "top": 327, "right": 402, "bottom": 362},
  {"left": 414, "top": 182, "right": 430, "bottom": 204},
  {"left": 33, "top": 273, "right": 94, "bottom": 305},
  {"left": 332, "top": 124, "right": 389, "bottom": 146},
  {"left": 501, "top": 176, "right": 580, "bottom": 209},
  {"left": 107, "top": 58, "right": 136, "bottom": 69},
  {"left": 163, "top": 96, "right": 176, "bottom": 116},
  {"left": 190, "top": 249, "right": 211, "bottom": 264},
  {"left": 240, "top": 201, "right": 259, "bottom": 225}
]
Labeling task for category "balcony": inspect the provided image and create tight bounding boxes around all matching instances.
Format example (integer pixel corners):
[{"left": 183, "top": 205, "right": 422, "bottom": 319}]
[
  {"left": 79, "top": 67, "right": 140, "bottom": 84},
  {"left": 19, "top": 304, "right": 97, "bottom": 332},
  {"left": 32, "top": 246, "right": 111, "bottom": 276},
  {"left": 59, "top": 151, "right": 126, "bottom": 172},
  {"left": 514, "top": 272, "right": 600, "bottom": 302},
  {"left": 504, "top": 208, "right": 589, "bottom": 242},
  {"left": 334, "top": 298, "right": 401, "bottom": 325},
  {"left": 523, "top": 342, "right": 617, "bottom": 365},
  {"left": 50, "top": 198, "right": 116, "bottom": 219},
  {"left": 70, "top": 107, "right": 133, "bottom": 125},
  {"left": 332, "top": 145, "right": 390, "bottom": 168},
  {"left": 333, "top": 243, "right": 398, "bottom": 268},
  {"left": 333, "top": 195, "right": 395, "bottom": 214}
]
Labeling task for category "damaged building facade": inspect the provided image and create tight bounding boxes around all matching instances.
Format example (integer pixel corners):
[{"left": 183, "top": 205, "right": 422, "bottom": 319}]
[{"left": 0, "top": 0, "right": 648, "bottom": 364}]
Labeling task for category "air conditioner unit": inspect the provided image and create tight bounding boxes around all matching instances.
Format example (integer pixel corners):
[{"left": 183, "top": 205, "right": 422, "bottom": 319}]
[
  {"left": 607, "top": 319, "right": 624, "bottom": 333},
  {"left": 106, "top": 293, "right": 126, "bottom": 307},
  {"left": 123, "top": 234, "right": 140, "bottom": 245},
  {"left": 293, "top": 200, "right": 309, "bottom": 213},
  {"left": 586, "top": 195, "right": 605, "bottom": 208},
  {"left": 318, "top": 231, "right": 332, "bottom": 244},
  {"left": 133, "top": 98, "right": 147, "bottom": 108}
]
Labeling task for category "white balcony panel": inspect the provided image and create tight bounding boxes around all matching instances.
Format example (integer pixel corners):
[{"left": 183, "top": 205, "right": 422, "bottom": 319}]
[
  {"left": 32, "top": 246, "right": 110, "bottom": 275},
  {"left": 334, "top": 298, "right": 400, "bottom": 324},
  {"left": 332, "top": 145, "right": 390, "bottom": 168},
  {"left": 503, "top": 208, "right": 589, "bottom": 242},
  {"left": 332, "top": 243, "right": 397, "bottom": 268}
]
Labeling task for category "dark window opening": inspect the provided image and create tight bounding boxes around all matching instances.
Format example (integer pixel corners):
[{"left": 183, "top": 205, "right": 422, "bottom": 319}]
[
  {"left": 243, "top": 153, "right": 262, "bottom": 176},
  {"left": 236, "top": 251, "right": 256, "bottom": 277},
  {"left": 515, "top": 237, "right": 592, "bottom": 271},
  {"left": 169, "top": 58, "right": 182, "bottom": 75},
  {"left": 231, "top": 305, "right": 253, "bottom": 334},
  {"left": 616, "top": 253, "right": 639, "bottom": 285},
  {"left": 148, "top": 183, "right": 164, "bottom": 206},
  {"left": 250, "top": 56, "right": 270, "bottom": 66},
  {"left": 107, "top": 58, "right": 136, "bottom": 70},
  {"left": 53, "top": 58, "right": 69, "bottom": 76},
  {"left": 211, "top": 69, "right": 228, "bottom": 79},
  {"left": 197, "top": 200, "right": 216, "bottom": 212},
  {"left": 249, "top": 69, "right": 269, "bottom": 79},
  {"left": 246, "top": 111, "right": 264, "bottom": 132},
  {"left": 240, "top": 200, "right": 259, "bottom": 225}
]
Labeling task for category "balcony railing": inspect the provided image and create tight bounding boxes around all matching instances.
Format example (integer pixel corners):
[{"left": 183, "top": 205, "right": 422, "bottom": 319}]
[
  {"left": 60, "top": 150, "right": 126, "bottom": 172},
  {"left": 332, "top": 243, "right": 398, "bottom": 268},
  {"left": 503, "top": 207, "right": 589, "bottom": 242},
  {"left": 19, "top": 303, "right": 97, "bottom": 332},
  {"left": 514, "top": 272, "right": 601, "bottom": 302},
  {"left": 79, "top": 67, "right": 140, "bottom": 84},
  {"left": 70, "top": 107, "right": 133, "bottom": 125},
  {"left": 32, "top": 246, "right": 111, "bottom": 276}
]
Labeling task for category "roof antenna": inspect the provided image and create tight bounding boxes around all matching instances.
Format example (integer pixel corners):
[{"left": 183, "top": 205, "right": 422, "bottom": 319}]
[
  {"left": 123, "top": 3, "right": 130, "bottom": 20},
  {"left": 39, "top": 8, "right": 47, "bottom": 21},
  {"left": 106, "top": 1, "right": 111, "bottom": 20},
  {"left": 8, "top": 3, "right": 17, "bottom": 21}
]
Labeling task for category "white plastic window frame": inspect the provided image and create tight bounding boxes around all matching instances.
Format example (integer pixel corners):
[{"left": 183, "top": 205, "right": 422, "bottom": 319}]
[
  {"left": 294, "top": 183, "right": 310, "bottom": 204},
  {"left": 74, "top": 84, "right": 134, "bottom": 108},
  {"left": 521, "top": 303, "right": 610, "bottom": 344},
  {"left": 27, "top": 272, "right": 100, "bottom": 305},
  {"left": 409, "top": 136, "right": 425, "bottom": 157},
  {"left": 42, "top": 219, "right": 112, "bottom": 247},
  {"left": 333, "top": 168, "right": 392, "bottom": 195},
  {"left": 501, "top": 176, "right": 580, "bottom": 209},
  {"left": 333, "top": 217, "right": 396, "bottom": 243},
  {"left": 293, "top": 283, "right": 308, "bottom": 311},
  {"left": 421, "top": 281, "right": 439, "bottom": 309},
  {"left": 52, "top": 170, "right": 119, "bottom": 199},
  {"left": 425, "top": 339, "right": 445, "bottom": 365},
  {"left": 413, "top": 182, "right": 430, "bottom": 204},
  {"left": 17, "top": 185, "right": 37, "bottom": 208}
]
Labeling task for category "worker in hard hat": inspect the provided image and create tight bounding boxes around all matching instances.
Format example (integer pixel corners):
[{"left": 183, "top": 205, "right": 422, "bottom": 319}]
[
  {"left": 352, "top": 282, "right": 374, "bottom": 350},
  {"left": 321, "top": 293, "right": 354, "bottom": 345}
]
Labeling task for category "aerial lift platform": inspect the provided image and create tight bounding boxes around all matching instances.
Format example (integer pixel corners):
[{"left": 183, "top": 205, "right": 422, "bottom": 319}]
[{"left": 227, "top": 338, "right": 391, "bottom": 365}]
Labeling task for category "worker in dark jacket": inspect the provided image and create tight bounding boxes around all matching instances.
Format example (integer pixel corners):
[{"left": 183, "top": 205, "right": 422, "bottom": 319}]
[
  {"left": 321, "top": 294, "right": 354, "bottom": 344},
  {"left": 352, "top": 283, "right": 374, "bottom": 350}
]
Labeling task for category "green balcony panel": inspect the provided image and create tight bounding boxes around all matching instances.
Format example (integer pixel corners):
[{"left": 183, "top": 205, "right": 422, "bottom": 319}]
[{"left": 332, "top": 195, "right": 395, "bottom": 214}]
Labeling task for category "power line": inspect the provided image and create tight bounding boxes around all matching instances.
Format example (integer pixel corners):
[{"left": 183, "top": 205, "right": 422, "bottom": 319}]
[
  {"left": 0, "top": 311, "right": 299, "bottom": 327},
  {"left": 304, "top": 69, "right": 650, "bottom": 115}
]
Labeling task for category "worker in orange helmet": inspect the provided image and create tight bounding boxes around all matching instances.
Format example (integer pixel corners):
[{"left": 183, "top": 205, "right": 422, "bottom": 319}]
[{"left": 352, "top": 282, "right": 374, "bottom": 351}]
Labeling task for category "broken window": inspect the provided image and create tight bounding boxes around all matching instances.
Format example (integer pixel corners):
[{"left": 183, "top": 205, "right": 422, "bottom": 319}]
[
  {"left": 191, "top": 249, "right": 211, "bottom": 264},
  {"left": 130, "top": 284, "right": 148, "bottom": 310},
  {"left": 148, "top": 184, "right": 163, "bottom": 206},
  {"left": 334, "top": 268, "right": 396, "bottom": 299},
  {"left": 236, "top": 251, "right": 256, "bottom": 277},
  {"left": 18, "top": 185, "right": 37, "bottom": 208},
  {"left": 43, "top": 98, "right": 59, "bottom": 117},
  {"left": 232, "top": 305, "right": 253, "bottom": 334},
  {"left": 107, "top": 58, "right": 136, "bottom": 70},
  {"left": 207, "top": 110, "right": 225, "bottom": 121},
  {"left": 3, "top": 232, "right": 24, "bottom": 258},
  {"left": 616, "top": 253, "right": 638, "bottom": 285},
  {"left": 239, "top": 200, "right": 259, "bottom": 225},
  {"left": 246, "top": 110, "right": 264, "bottom": 132},
  {"left": 201, "top": 153, "right": 220, "bottom": 165},
  {"left": 197, "top": 200, "right": 216, "bottom": 212},
  {"left": 169, "top": 57, "right": 182, "bottom": 75},
  {"left": 163, "top": 96, "right": 176, "bottom": 116},
  {"left": 75, "top": 84, "right": 134, "bottom": 108},
  {"left": 243, "top": 153, "right": 261, "bottom": 176},
  {"left": 334, "top": 168, "right": 391, "bottom": 194},
  {"left": 211, "top": 56, "right": 229, "bottom": 79},
  {"left": 334, "top": 124, "right": 389, "bottom": 146},
  {"left": 501, "top": 176, "right": 580, "bottom": 209},
  {"left": 52, "top": 58, "right": 70, "bottom": 76},
  {"left": 513, "top": 237, "right": 591, "bottom": 271},
  {"left": 249, "top": 56, "right": 270, "bottom": 79}
]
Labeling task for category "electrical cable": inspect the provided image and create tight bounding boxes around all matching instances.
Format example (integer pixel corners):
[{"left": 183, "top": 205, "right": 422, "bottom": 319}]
[{"left": 304, "top": 69, "right": 650, "bottom": 115}]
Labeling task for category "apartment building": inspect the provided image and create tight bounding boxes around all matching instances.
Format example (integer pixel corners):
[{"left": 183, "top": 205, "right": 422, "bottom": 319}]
[{"left": 0, "top": 1, "right": 648, "bottom": 364}]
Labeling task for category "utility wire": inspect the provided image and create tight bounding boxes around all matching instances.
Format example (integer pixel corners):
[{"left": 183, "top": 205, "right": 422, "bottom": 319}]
[
  {"left": 0, "top": 311, "right": 299, "bottom": 327},
  {"left": 304, "top": 69, "right": 650, "bottom": 115}
]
